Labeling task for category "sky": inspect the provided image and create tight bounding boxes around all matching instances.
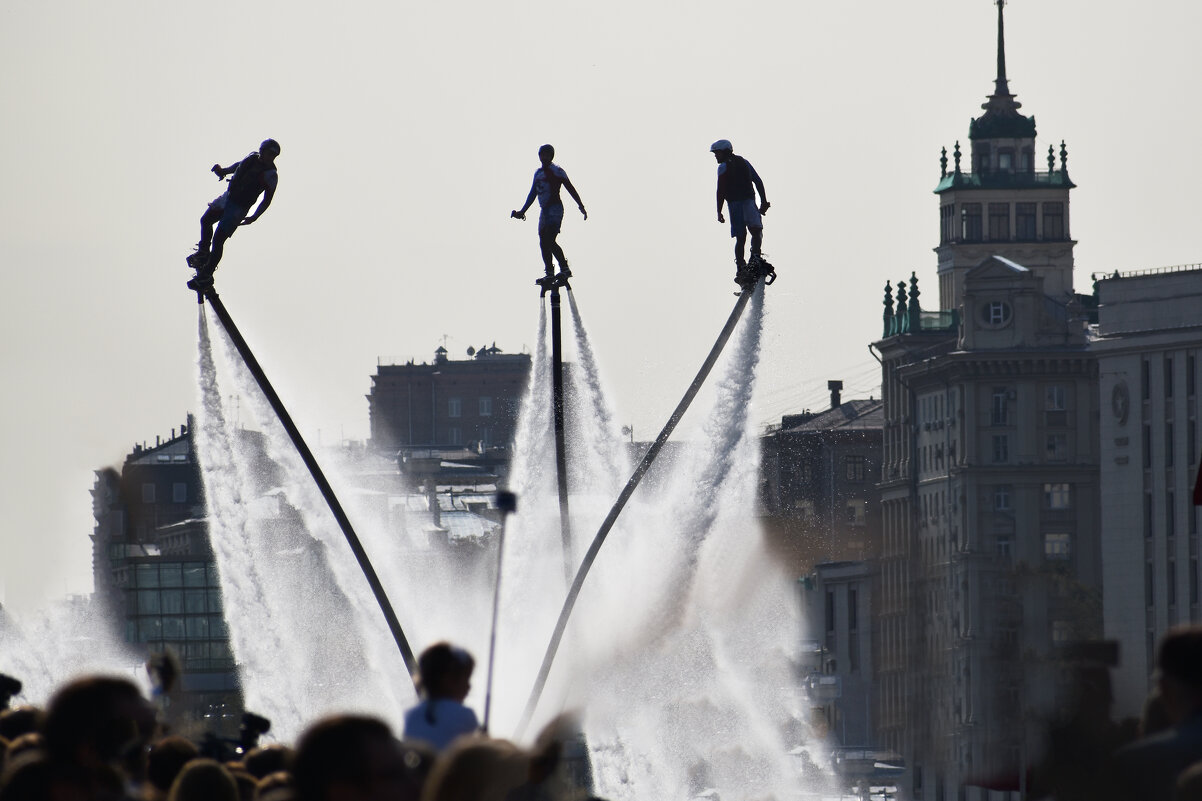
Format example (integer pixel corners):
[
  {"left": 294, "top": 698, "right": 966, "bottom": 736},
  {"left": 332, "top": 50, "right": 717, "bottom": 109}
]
[{"left": 2, "top": 0, "right": 1200, "bottom": 611}]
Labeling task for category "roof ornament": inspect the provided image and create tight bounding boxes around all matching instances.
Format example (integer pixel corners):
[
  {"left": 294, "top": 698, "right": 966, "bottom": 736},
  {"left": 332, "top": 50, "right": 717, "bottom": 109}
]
[
  {"left": 883, "top": 281, "right": 895, "bottom": 336},
  {"left": 1059, "top": 140, "right": 1069, "bottom": 172},
  {"left": 1048, "top": 144, "right": 1055, "bottom": 173},
  {"left": 994, "top": 0, "right": 1010, "bottom": 99},
  {"left": 896, "top": 281, "right": 909, "bottom": 333},
  {"left": 954, "top": 141, "right": 962, "bottom": 174},
  {"left": 909, "top": 272, "right": 922, "bottom": 332},
  {"left": 940, "top": 147, "right": 948, "bottom": 178}
]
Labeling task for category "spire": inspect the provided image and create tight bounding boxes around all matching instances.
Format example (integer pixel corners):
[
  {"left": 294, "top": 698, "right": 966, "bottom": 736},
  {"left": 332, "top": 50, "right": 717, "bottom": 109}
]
[
  {"left": 969, "top": 0, "right": 1035, "bottom": 140},
  {"left": 994, "top": 0, "right": 1010, "bottom": 98}
]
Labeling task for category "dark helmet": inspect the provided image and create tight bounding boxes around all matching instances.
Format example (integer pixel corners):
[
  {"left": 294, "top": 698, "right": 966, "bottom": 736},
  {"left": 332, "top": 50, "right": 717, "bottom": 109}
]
[
  {"left": 538, "top": 143, "right": 555, "bottom": 159},
  {"left": 260, "top": 139, "right": 281, "bottom": 156}
]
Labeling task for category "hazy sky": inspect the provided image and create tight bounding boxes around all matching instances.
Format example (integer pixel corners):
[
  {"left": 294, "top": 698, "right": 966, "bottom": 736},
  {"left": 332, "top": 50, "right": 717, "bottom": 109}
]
[{"left": 2, "top": 0, "right": 1200, "bottom": 610}]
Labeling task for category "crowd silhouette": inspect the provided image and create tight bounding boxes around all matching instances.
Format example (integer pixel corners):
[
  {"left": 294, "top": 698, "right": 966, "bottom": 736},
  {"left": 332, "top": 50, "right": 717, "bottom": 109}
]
[
  {"left": 6, "top": 628, "right": 1202, "bottom": 801},
  {"left": 0, "top": 643, "right": 601, "bottom": 801}
]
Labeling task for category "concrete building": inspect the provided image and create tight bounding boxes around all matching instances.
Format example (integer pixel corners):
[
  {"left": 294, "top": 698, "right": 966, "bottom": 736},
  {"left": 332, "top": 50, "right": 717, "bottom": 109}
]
[
  {"left": 871, "top": 4, "right": 1102, "bottom": 796},
  {"left": 761, "top": 381, "right": 884, "bottom": 571},
  {"left": 367, "top": 344, "right": 530, "bottom": 453},
  {"left": 1093, "top": 267, "right": 1202, "bottom": 718}
]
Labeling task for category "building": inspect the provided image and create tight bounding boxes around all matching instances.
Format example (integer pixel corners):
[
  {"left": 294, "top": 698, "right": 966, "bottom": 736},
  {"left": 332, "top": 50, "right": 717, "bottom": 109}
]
[
  {"left": 367, "top": 344, "right": 531, "bottom": 454},
  {"left": 1093, "top": 267, "right": 1202, "bottom": 718},
  {"left": 761, "top": 381, "right": 884, "bottom": 571},
  {"left": 871, "top": 5, "right": 1102, "bottom": 796},
  {"left": 91, "top": 418, "right": 244, "bottom": 733}
]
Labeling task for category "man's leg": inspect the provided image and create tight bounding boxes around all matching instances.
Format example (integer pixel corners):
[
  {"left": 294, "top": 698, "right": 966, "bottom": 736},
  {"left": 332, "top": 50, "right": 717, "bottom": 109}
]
[
  {"left": 550, "top": 239, "right": 569, "bottom": 274},
  {"left": 538, "top": 229, "right": 555, "bottom": 275},
  {"left": 198, "top": 205, "right": 222, "bottom": 253},
  {"left": 733, "top": 231, "right": 748, "bottom": 269},
  {"left": 749, "top": 226, "right": 764, "bottom": 261}
]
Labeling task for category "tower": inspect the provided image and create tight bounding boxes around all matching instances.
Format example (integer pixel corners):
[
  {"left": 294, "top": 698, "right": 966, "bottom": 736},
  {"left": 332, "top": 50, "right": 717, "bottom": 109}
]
[{"left": 934, "top": 0, "right": 1076, "bottom": 311}]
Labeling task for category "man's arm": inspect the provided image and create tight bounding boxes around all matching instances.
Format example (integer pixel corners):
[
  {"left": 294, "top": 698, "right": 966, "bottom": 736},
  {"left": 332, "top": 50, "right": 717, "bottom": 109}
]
[
  {"left": 562, "top": 176, "right": 587, "bottom": 220},
  {"left": 749, "top": 162, "right": 770, "bottom": 214},
  {"left": 511, "top": 178, "right": 538, "bottom": 220},
  {"left": 240, "top": 174, "right": 277, "bottom": 225},
  {"left": 211, "top": 160, "right": 241, "bottom": 180}
]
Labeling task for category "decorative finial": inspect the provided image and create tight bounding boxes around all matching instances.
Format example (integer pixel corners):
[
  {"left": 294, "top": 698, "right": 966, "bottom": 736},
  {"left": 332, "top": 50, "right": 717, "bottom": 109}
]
[
  {"left": 1047, "top": 144, "right": 1055, "bottom": 173},
  {"left": 883, "top": 282, "right": 895, "bottom": 335},
  {"left": 909, "top": 272, "right": 922, "bottom": 331},
  {"left": 1059, "top": 140, "right": 1068, "bottom": 172},
  {"left": 940, "top": 147, "right": 948, "bottom": 178},
  {"left": 954, "top": 141, "right": 962, "bottom": 174}
]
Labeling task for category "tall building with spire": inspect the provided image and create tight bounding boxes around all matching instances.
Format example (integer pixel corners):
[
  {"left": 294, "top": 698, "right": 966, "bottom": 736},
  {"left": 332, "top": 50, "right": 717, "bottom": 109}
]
[{"left": 871, "top": 4, "right": 1101, "bottom": 797}]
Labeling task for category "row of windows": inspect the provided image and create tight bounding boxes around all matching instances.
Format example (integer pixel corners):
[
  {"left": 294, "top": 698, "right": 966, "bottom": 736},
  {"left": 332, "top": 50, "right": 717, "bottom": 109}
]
[
  {"left": 141, "top": 482, "right": 190, "bottom": 504},
  {"left": 1144, "top": 556, "right": 1202, "bottom": 608},
  {"left": 1143, "top": 492, "right": 1201, "bottom": 538},
  {"left": 128, "top": 562, "right": 221, "bottom": 590},
  {"left": 127, "top": 614, "right": 229, "bottom": 642},
  {"left": 127, "top": 588, "right": 223, "bottom": 616},
  {"left": 940, "top": 202, "right": 1066, "bottom": 244},
  {"left": 793, "top": 455, "right": 872, "bottom": 483},
  {"left": 445, "top": 397, "right": 493, "bottom": 418},
  {"left": 989, "top": 434, "right": 1075, "bottom": 464},
  {"left": 991, "top": 385, "right": 1069, "bottom": 426},
  {"left": 1141, "top": 421, "right": 1199, "bottom": 469},
  {"left": 991, "top": 483, "right": 1072, "bottom": 511},
  {"left": 1141, "top": 355, "right": 1198, "bottom": 400}
]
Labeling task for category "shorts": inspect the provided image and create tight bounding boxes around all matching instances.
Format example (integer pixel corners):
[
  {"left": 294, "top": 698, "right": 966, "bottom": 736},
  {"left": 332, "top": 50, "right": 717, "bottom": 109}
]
[
  {"left": 215, "top": 199, "right": 250, "bottom": 239},
  {"left": 728, "top": 198, "right": 762, "bottom": 237},
  {"left": 538, "top": 202, "right": 565, "bottom": 235}
]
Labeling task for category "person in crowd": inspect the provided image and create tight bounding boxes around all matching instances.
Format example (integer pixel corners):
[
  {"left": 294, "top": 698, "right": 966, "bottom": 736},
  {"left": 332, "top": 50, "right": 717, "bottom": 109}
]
[
  {"left": 403, "top": 643, "right": 480, "bottom": 752},
  {"left": 145, "top": 736, "right": 200, "bottom": 801},
  {"left": 292, "top": 714, "right": 424, "bottom": 801},
  {"left": 167, "top": 758, "right": 239, "bottom": 801},
  {"left": 1115, "top": 625, "right": 1202, "bottom": 801}
]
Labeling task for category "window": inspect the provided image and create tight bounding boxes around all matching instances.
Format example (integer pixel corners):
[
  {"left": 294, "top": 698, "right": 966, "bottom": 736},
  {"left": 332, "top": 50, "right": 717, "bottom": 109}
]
[
  {"left": 1144, "top": 425, "right": 1153, "bottom": 468},
  {"left": 845, "top": 455, "right": 866, "bottom": 482},
  {"left": 992, "top": 435, "right": 1009, "bottom": 464},
  {"left": 1142, "top": 359, "right": 1151, "bottom": 401},
  {"left": 447, "top": 397, "right": 462, "bottom": 418},
  {"left": 994, "top": 485, "right": 1012, "bottom": 511},
  {"left": 1042, "top": 202, "right": 1065, "bottom": 240},
  {"left": 998, "top": 150, "right": 1013, "bottom": 171},
  {"left": 996, "top": 534, "right": 1013, "bottom": 559},
  {"left": 1169, "top": 559, "right": 1178, "bottom": 607},
  {"left": 1046, "top": 385, "right": 1067, "bottom": 426},
  {"left": 941, "top": 204, "right": 955, "bottom": 243},
  {"left": 992, "top": 388, "right": 1010, "bottom": 425},
  {"left": 1045, "top": 483, "right": 1072, "bottom": 509},
  {"left": 1016, "top": 203, "right": 1037, "bottom": 240},
  {"left": 1192, "top": 557, "right": 1199, "bottom": 605},
  {"left": 983, "top": 302, "right": 1012, "bottom": 327},
  {"left": 448, "top": 427, "right": 461, "bottom": 445},
  {"left": 825, "top": 591, "right": 836, "bottom": 633},
  {"left": 988, "top": 203, "right": 1010, "bottom": 241},
  {"left": 1052, "top": 620, "right": 1073, "bottom": 643},
  {"left": 1044, "top": 533, "right": 1071, "bottom": 560},
  {"left": 848, "top": 589, "right": 858, "bottom": 631},
  {"left": 1166, "top": 357, "right": 1175, "bottom": 397},
  {"left": 1046, "top": 434, "right": 1068, "bottom": 462},
  {"left": 1168, "top": 491, "right": 1176, "bottom": 537},
  {"left": 847, "top": 499, "right": 867, "bottom": 526},
  {"left": 479, "top": 396, "right": 493, "bottom": 417},
  {"left": 1189, "top": 355, "right": 1196, "bottom": 397},
  {"left": 1167, "top": 423, "right": 1175, "bottom": 466},
  {"left": 1145, "top": 493, "right": 1154, "bottom": 538},
  {"left": 962, "top": 203, "right": 983, "bottom": 242},
  {"left": 142, "top": 483, "right": 156, "bottom": 503},
  {"left": 172, "top": 483, "right": 187, "bottom": 503}
]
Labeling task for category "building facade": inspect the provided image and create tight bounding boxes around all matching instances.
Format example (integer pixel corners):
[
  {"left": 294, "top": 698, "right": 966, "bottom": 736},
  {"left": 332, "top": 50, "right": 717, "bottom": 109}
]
[
  {"left": 871, "top": 5, "right": 1103, "bottom": 796},
  {"left": 367, "top": 344, "right": 531, "bottom": 453},
  {"left": 1093, "top": 267, "right": 1202, "bottom": 718},
  {"left": 91, "top": 419, "right": 244, "bottom": 733}
]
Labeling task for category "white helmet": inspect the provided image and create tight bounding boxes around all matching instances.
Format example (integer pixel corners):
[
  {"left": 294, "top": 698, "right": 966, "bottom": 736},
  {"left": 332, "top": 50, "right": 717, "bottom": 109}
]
[{"left": 710, "top": 139, "right": 733, "bottom": 153}]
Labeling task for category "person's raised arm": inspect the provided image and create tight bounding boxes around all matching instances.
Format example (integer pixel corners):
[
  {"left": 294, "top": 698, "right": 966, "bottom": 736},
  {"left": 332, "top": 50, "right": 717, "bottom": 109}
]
[
  {"left": 562, "top": 176, "right": 587, "bottom": 220},
  {"left": 211, "top": 160, "right": 240, "bottom": 180}
]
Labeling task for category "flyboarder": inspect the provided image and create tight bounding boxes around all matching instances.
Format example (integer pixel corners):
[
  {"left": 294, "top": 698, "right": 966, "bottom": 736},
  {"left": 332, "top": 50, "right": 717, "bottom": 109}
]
[
  {"left": 186, "top": 139, "right": 280, "bottom": 288},
  {"left": 711, "top": 139, "right": 772, "bottom": 287},
  {"left": 510, "top": 144, "right": 587, "bottom": 290}
]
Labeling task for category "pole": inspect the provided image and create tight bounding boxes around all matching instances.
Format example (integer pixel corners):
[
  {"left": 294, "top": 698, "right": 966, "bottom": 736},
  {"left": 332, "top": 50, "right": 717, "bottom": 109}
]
[
  {"left": 516, "top": 284, "right": 757, "bottom": 736},
  {"left": 482, "top": 491, "right": 517, "bottom": 734},
  {"left": 201, "top": 286, "right": 419, "bottom": 687},
  {"left": 550, "top": 286, "right": 573, "bottom": 584}
]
